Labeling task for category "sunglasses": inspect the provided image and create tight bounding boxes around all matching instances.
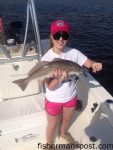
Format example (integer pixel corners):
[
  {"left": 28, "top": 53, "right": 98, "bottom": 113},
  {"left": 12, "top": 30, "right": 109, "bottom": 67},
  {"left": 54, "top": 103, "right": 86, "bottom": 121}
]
[{"left": 53, "top": 32, "right": 69, "bottom": 40}]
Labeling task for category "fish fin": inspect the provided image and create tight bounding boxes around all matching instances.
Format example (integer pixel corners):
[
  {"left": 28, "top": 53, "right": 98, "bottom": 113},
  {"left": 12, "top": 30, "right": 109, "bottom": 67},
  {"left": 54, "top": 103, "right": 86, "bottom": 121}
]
[
  {"left": 13, "top": 78, "right": 28, "bottom": 91},
  {"left": 28, "top": 61, "right": 48, "bottom": 76}
]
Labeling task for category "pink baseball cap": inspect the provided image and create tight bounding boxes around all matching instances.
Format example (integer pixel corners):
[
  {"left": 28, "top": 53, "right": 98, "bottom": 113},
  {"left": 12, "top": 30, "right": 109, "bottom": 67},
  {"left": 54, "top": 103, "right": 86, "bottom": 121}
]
[{"left": 50, "top": 20, "right": 70, "bottom": 35}]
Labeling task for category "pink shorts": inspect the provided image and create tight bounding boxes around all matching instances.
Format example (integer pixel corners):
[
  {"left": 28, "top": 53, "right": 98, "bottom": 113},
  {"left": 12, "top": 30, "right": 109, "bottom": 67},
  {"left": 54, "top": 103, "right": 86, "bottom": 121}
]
[{"left": 45, "top": 96, "right": 78, "bottom": 116}]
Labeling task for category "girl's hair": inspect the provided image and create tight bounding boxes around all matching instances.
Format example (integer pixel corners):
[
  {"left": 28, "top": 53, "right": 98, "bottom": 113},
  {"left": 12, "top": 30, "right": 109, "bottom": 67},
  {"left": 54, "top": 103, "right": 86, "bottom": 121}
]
[{"left": 49, "top": 35, "right": 53, "bottom": 49}]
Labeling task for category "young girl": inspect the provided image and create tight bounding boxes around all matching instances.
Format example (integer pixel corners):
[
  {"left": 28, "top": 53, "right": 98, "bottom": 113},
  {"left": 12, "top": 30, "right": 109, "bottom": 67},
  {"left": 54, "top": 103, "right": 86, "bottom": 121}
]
[{"left": 41, "top": 20, "right": 102, "bottom": 145}]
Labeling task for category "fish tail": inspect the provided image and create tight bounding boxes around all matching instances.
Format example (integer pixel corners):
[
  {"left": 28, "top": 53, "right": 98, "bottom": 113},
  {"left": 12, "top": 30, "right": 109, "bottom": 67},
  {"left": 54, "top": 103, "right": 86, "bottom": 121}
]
[{"left": 13, "top": 78, "right": 28, "bottom": 91}]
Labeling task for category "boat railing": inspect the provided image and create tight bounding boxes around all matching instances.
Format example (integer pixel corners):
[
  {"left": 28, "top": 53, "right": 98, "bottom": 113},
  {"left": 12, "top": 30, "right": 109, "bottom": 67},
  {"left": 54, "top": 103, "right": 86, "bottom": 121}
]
[{"left": 0, "top": 0, "right": 42, "bottom": 64}]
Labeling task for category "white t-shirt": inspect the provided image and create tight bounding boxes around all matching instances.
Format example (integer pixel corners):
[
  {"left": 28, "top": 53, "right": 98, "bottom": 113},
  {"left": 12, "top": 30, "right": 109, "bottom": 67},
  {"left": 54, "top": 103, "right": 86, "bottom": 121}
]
[{"left": 41, "top": 46, "right": 87, "bottom": 103}]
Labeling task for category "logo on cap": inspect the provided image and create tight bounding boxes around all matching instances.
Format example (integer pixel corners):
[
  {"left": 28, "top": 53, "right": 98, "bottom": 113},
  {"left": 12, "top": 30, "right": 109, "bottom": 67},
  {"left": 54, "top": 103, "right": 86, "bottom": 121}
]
[{"left": 56, "top": 20, "right": 65, "bottom": 27}]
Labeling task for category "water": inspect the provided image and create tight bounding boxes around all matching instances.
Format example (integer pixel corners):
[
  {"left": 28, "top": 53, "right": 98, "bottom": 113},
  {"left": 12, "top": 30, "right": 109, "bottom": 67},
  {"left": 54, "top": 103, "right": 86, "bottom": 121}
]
[{"left": 0, "top": 0, "right": 113, "bottom": 96}]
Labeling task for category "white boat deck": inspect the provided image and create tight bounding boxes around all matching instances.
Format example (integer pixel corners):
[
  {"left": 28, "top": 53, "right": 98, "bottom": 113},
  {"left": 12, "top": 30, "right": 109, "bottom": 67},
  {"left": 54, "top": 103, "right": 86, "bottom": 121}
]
[{"left": 0, "top": 63, "right": 113, "bottom": 149}]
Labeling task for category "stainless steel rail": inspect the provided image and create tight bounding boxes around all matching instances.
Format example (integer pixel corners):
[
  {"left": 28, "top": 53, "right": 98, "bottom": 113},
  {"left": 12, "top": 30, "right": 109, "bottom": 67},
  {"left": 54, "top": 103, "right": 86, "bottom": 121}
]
[{"left": 22, "top": 0, "right": 42, "bottom": 59}]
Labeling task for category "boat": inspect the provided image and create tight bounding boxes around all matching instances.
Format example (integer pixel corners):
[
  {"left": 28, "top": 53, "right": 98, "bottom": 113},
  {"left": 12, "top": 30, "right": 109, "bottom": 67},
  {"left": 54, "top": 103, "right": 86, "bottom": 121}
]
[{"left": 0, "top": 0, "right": 113, "bottom": 149}]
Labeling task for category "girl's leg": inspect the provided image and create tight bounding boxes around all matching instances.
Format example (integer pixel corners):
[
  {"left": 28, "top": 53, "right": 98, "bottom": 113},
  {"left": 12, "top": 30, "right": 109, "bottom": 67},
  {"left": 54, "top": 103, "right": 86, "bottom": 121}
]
[
  {"left": 46, "top": 113, "right": 60, "bottom": 144},
  {"left": 59, "top": 107, "right": 75, "bottom": 137}
]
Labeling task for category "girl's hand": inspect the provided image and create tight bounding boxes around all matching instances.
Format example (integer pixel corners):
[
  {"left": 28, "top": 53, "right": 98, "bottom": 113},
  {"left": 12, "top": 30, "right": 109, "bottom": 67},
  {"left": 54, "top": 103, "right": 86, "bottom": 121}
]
[
  {"left": 52, "top": 69, "right": 62, "bottom": 78},
  {"left": 44, "top": 69, "right": 68, "bottom": 90},
  {"left": 91, "top": 62, "right": 102, "bottom": 73},
  {"left": 83, "top": 59, "right": 102, "bottom": 73},
  {"left": 52, "top": 69, "right": 68, "bottom": 83}
]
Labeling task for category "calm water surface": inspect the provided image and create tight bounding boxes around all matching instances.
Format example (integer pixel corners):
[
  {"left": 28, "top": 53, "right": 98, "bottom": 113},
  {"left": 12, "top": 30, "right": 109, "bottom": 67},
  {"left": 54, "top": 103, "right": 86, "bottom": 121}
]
[{"left": 0, "top": 0, "right": 113, "bottom": 96}]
